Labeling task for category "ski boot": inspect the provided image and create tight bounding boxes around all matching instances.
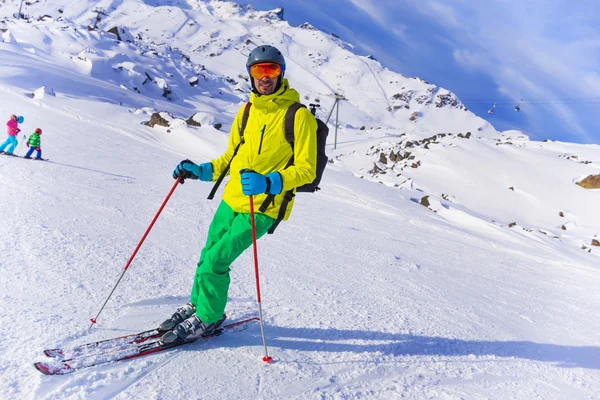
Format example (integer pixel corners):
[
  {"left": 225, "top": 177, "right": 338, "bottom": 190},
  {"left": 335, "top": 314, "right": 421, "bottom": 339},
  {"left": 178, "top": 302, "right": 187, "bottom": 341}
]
[
  {"left": 158, "top": 302, "right": 196, "bottom": 332},
  {"left": 160, "top": 313, "right": 226, "bottom": 344}
]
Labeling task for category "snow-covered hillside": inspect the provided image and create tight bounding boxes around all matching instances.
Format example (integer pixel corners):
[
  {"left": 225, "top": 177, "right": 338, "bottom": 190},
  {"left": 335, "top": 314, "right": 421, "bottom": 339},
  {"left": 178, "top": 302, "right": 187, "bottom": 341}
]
[{"left": 1, "top": 1, "right": 599, "bottom": 399}]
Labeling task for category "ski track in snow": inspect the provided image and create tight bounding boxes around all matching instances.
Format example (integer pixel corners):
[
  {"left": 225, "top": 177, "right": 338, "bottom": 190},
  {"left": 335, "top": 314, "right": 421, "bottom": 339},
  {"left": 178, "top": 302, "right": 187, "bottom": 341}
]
[{"left": 0, "top": 2, "right": 599, "bottom": 399}]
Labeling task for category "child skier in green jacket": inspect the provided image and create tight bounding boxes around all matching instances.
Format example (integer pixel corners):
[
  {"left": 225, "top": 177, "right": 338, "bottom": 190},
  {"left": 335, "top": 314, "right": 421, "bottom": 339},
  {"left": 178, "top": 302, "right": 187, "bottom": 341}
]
[{"left": 24, "top": 128, "right": 43, "bottom": 159}]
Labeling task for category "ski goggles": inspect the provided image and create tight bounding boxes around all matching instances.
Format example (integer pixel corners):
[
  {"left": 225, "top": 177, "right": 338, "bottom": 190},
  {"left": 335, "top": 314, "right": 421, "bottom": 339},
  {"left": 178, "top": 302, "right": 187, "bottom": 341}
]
[{"left": 248, "top": 62, "right": 283, "bottom": 79}]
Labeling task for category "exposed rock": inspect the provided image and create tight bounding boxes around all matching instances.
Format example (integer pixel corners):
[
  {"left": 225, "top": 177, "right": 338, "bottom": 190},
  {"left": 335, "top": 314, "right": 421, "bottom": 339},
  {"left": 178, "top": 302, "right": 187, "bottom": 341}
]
[
  {"left": 435, "top": 93, "right": 459, "bottom": 108},
  {"left": 441, "top": 194, "right": 454, "bottom": 202},
  {"left": 508, "top": 222, "right": 517, "bottom": 228},
  {"left": 298, "top": 22, "right": 317, "bottom": 31},
  {"left": 420, "top": 196, "right": 430, "bottom": 207},
  {"left": 186, "top": 116, "right": 201, "bottom": 127},
  {"left": 576, "top": 174, "right": 600, "bottom": 189},
  {"left": 213, "top": 123, "right": 223, "bottom": 130},
  {"left": 142, "top": 72, "right": 153, "bottom": 85},
  {"left": 144, "top": 112, "right": 170, "bottom": 128},
  {"left": 559, "top": 211, "right": 564, "bottom": 217},
  {"left": 561, "top": 225, "right": 567, "bottom": 231},
  {"left": 372, "top": 163, "right": 384, "bottom": 174},
  {"left": 411, "top": 161, "right": 421, "bottom": 169},
  {"left": 107, "top": 26, "right": 134, "bottom": 43},
  {"left": 508, "top": 186, "right": 514, "bottom": 191},
  {"left": 592, "top": 239, "right": 600, "bottom": 247},
  {"left": 379, "top": 152, "right": 388, "bottom": 164},
  {"left": 107, "top": 26, "right": 121, "bottom": 41},
  {"left": 189, "top": 76, "right": 199, "bottom": 87}
]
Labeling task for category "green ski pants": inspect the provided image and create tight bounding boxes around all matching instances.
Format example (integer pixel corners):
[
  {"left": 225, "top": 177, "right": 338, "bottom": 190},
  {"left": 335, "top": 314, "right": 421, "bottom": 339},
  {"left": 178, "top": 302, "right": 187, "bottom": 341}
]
[{"left": 191, "top": 200, "right": 274, "bottom": 323}]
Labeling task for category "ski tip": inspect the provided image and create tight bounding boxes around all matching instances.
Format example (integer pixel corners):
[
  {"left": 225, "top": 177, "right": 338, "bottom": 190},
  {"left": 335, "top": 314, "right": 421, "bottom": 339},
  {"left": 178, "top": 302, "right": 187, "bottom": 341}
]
[
  {"left": 34, "top": 362, "right": 52, "bottom": 375},
  {"left": 43, "top": 348, "right": 62, "bottom": 358}
]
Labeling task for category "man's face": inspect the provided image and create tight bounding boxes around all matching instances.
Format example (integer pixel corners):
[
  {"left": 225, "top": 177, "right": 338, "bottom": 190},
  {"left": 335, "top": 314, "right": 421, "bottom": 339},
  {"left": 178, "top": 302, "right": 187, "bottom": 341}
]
[{"left": 253, "top": 76, "right": 278, "bottom": 95}]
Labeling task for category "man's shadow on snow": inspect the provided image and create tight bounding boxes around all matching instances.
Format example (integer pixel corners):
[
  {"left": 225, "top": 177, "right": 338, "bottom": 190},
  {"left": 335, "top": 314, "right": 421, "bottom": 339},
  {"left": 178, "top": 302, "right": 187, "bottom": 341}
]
[
  {"left": 47, "top": 160, "right": 136, "bottom": 180},
  {"left": 224, "top": 325, "right": 600, "bottom": 370}
]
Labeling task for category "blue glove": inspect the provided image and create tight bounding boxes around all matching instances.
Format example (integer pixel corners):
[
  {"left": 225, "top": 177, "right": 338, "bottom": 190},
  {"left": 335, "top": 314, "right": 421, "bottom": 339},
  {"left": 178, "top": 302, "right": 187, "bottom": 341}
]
[
  {"left": 197, "top": 162, "right": 213, "bottom": 181},
  {"left": 240, "top": 170, "right": 282, "bottom": 196},
  {"left": 173, "top": 160, "right": 212, "bottom": 182}
]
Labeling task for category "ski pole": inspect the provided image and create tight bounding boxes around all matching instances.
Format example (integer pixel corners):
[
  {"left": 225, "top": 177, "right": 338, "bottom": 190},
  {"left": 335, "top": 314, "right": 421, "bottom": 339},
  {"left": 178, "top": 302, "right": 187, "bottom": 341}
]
[
  {"left": 248, "top": 194, "right": 272, "bottom": 363},
  {"left": 89, "top": 177, "right": 181, "bottom": 329},
  {"left": 16, "top": 134, "right": 26, "bottom": 155}
]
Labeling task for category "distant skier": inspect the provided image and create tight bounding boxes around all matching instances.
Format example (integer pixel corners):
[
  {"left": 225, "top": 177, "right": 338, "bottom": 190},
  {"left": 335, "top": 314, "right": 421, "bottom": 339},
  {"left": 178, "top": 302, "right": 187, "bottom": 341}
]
[
  {"left": 161, "top": 45, "right": 318, "bottom": 344},
  {"left": 0, "top": 114, "right": 23, "bottom": 156},
  {"left": 24, "top": 128, "right": 43, "bottom": 160}
]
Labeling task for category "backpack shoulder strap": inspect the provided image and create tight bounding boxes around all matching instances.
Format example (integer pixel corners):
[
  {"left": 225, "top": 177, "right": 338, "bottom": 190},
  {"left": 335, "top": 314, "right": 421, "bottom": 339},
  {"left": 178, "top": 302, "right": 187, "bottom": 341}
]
[
  {"left": 257, "top": 103, "right": 306, "bottom": 233},
  {"left": 207, "top": 102, "right": 251, "bottom": 200},
  {"left": 239, "top": 102, "right": 252, "bottom": 140},
  {"left": 284, "top": 103, "right": 306, "bottom": 145}
]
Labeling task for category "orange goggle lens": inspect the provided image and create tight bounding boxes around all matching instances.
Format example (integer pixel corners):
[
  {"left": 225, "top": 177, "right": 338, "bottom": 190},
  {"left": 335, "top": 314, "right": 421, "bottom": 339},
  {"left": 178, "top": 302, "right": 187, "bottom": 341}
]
[{"left": 249, "top": 63, "right": 281, "bottom": 79}]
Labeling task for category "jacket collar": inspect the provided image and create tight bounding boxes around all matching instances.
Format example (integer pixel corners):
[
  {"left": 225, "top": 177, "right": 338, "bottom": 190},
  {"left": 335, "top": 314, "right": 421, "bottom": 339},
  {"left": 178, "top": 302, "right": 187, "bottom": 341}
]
[{"left": 249, "top": 79, "right": 300, "bottom": 112}]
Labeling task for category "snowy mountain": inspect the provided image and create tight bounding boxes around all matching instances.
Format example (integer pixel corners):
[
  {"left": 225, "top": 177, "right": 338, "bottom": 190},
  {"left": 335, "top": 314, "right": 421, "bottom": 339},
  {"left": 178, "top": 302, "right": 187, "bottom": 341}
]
[{"left": 0, "top": 1, "right": 599, "bottom": 399}]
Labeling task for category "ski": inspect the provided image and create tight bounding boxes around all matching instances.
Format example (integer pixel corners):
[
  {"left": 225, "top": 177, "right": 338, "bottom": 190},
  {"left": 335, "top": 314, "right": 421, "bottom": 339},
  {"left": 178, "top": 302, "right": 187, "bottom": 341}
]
[
  {"left": 25, "top": 157, "right": 50, "bottom": 161},
  {"left": 43, "top": 328, "right": 163, "bottom": 359},
  {"left": 0, "top": 152, "right": 49, "bottom": 161},
  {"left": 34, "top": 317, "right": 258, "bottom": 375}
]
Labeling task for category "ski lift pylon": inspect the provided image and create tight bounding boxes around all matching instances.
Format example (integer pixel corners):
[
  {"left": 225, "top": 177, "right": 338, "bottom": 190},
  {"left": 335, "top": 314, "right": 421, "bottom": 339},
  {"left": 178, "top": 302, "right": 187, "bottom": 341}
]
[{"left": 487, "top": 102, "right": 496, "bottom": 115}]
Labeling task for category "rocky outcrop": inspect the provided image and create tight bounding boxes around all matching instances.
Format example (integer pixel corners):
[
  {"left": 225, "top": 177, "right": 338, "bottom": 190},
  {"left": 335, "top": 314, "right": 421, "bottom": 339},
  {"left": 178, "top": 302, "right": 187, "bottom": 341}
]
[
  {"left": 576, "top": 174, "right": 600, "bottom": 189},
  {"left": 144, "top": 113, "right": 170, "bottom": 128}
]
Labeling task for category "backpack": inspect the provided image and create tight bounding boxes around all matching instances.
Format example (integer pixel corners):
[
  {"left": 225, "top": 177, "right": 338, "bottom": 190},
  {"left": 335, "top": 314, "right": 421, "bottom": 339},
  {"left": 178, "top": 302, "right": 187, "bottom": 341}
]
[{"left": 208, "top": 102, "right": 329, "bottom": 233}]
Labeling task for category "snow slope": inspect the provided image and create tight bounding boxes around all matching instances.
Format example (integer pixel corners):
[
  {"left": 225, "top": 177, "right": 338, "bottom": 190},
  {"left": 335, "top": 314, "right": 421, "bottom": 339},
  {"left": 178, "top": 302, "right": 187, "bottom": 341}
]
[{"left": 0, "top": 1, "right": 599, "bottom": 399}]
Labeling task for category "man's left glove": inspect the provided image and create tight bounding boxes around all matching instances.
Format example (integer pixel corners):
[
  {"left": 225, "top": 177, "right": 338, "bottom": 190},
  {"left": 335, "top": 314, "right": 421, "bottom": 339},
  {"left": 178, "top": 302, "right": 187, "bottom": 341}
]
[
  {"left": 240, "top": 170, "right": 282, "bottom": 196},
  {"left": 173, "top": 160, "right": 213, "bottom": 182},
  {"left": 26, "top": 143, "right": 29, "bottom": 148},
  {"left": 35, "top": 146, "right": 40, "bottom": 151}
]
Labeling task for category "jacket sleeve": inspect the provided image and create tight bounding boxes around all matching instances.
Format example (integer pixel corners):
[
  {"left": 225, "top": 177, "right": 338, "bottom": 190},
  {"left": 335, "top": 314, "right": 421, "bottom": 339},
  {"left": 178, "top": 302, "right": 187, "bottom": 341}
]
[
  {"left": 279, "top": 107, "right": 318, "bottom": 191},
  {"left": 210, "top": 106, "right": 246, "bottom": 180}
]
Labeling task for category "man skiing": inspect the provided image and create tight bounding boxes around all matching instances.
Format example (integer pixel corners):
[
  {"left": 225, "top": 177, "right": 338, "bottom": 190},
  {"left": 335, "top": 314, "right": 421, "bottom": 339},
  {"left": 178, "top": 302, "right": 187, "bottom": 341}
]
[
  {"left": 161, "top": 45, "right": 318, "bottom": 344},
  {"left": 0, "top": 114, "right": 23, "bottom": 156}
]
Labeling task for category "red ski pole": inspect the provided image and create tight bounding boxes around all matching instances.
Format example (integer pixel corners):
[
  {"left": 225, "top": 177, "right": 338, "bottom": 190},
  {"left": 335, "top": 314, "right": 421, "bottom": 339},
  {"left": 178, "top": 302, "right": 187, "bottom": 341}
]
[
  {"left": 89, "top": 178, "right": 181, "bottom": 329},
  {"left": 248, "top": 194, "right": 273, "bottom": 363}
]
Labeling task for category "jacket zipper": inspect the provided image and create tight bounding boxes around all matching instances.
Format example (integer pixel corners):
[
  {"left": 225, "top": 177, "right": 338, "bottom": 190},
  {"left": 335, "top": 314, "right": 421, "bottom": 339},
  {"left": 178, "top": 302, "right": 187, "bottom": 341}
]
[{"left": 257, "top": 124, "right": 266, "bottom": 155}]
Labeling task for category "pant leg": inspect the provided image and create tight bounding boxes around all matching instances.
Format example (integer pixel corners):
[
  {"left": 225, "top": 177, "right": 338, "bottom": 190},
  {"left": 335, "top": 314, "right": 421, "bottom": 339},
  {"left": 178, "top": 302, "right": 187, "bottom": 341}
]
[
  {"left": 0, "top": 136, "right": 11, "bottom": 151},
  {"left": 191, "top": 200, "right": 274, "bottom": 323},
  {"left": 36, "top": 148, "right": 42, "bottom": 159},
  {"left": 25, "top": 147, "right": 34, "bottom": 157},
  {"left": 6, "top": 137, "right": 17, "bottom": 154}
]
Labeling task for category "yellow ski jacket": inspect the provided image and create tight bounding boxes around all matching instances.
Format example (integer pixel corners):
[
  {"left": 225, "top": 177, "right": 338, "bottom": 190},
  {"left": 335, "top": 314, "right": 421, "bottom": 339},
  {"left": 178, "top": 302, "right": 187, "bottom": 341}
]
[{"left": 211, "top": 79, "right": 318, "bottom": 220}]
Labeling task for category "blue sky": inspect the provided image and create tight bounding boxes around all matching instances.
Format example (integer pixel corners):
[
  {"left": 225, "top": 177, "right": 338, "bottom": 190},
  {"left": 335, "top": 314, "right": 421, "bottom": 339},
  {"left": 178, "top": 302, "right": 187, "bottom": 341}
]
[{"left": 244, "top": 0, "right": 600, "bottom": 144}]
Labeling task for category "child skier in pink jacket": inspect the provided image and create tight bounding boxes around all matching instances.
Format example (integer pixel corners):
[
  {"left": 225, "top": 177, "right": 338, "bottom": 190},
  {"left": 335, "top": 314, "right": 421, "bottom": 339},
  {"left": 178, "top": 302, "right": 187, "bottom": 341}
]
[{"left": 0, "top": 114, "right": 23, "bottom": 156}]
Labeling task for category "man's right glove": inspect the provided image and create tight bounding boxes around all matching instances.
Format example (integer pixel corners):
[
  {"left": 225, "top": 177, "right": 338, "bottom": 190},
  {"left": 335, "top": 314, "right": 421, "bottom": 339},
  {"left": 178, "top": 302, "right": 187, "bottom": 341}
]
[{"left": 172, "top": 160, "right": 213, "bottom": 183}]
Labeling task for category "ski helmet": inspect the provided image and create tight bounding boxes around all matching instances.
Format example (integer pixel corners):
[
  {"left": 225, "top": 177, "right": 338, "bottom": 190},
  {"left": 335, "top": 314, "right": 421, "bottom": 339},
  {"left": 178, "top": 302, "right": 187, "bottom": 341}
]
[
  {"left": 17, "top": 116, "right": 24, "bottom": 123},
  {"left": 246, "top": 45, "right": 286, "bottom": 93},
  {"left": 35, "top": 128, "right": 42, "bottom": 134}
]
